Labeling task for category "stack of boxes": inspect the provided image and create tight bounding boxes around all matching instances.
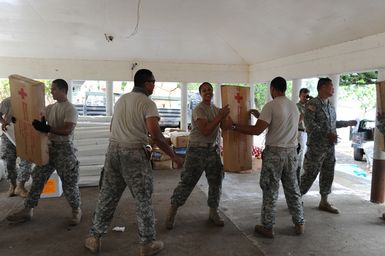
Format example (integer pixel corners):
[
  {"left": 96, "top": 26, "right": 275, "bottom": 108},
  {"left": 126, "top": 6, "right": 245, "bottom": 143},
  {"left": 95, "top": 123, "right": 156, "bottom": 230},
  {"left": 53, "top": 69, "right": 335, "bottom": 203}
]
[
  {"left": 170, "top": 131, "right": 189, "bottom": 169},
  {"left": 150, "top": 130, "right": 189, "bottom": 170}
]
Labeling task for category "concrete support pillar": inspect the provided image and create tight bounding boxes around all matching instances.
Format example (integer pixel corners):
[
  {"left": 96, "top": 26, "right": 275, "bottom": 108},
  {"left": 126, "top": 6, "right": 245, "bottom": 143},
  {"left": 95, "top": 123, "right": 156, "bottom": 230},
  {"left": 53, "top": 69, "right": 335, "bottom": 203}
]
[
  {"left": 214, "top": 83, "right": 222, "bottom": 107},
  {"left": 329, "top": 74, "right": 340, "bottom": 108},
  {"left": 249, "top": 83, "right": 256, "bottom": 123},
  {"left": 371, "top": 68, "right": 385, "bottom": 203},
  {"left": 180, "top": 83, "right": 188, "bottom": 131},
  {"left": 106, "top": 81, "right": 113, "bottom": 116},
  {"left": 67, "top": 80, "right": 73, "bottom": 103},
  {"left": 266, "top": 81, "right": 272, "bottom": 102},
  {"left": 292, "top": 79, "right": 302, "bottom": 102}
]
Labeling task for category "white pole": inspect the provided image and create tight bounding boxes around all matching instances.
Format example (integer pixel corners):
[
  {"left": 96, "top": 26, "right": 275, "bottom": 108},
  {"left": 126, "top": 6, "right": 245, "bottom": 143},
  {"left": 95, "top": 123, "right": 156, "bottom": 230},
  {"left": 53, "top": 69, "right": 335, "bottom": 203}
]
[
  {"left": 67, "top": 80, "right": 73, "bottom": 103},
  {"left": 292, "top": 79, "right": 302, "bottom": 102},
  {"left": 214, "top": 83, "right": 222, "bottom": 107},
  {"left": 180, "top": 82, "right": 188, "bottom": 131},
  {"left": 329, "top": 74, "right": 340, "bottom": 108},
  {"left": 106, "top": 81, "right": 113, "bottom": 116}
]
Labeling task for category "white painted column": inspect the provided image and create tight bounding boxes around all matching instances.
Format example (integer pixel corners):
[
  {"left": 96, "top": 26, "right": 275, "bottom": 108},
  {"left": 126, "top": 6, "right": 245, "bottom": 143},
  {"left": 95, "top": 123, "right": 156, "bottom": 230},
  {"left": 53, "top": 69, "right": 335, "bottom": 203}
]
[
  {"left": 180, "top": 82, "right": 188, "bottom": 131},
  {"left": 371, "top": 68, "right": 385, "bottom": 203},
  {"left": 213, "top": 83, "right": 222, "bottom": 107},
  {"left": 292, "top": 79, "right": 302, "bottom": 102},
  {"left": 329, "top": 74, "right": 340, "bottom": 108},
  {"left": 266, "top": 81, "right": 272, "bottom": 102},
  {"left": 106, "top": 81, "right": 113, "bottom": 116},
  {"left": 67, "top": 80, "right": 73, "bottom": 103}
]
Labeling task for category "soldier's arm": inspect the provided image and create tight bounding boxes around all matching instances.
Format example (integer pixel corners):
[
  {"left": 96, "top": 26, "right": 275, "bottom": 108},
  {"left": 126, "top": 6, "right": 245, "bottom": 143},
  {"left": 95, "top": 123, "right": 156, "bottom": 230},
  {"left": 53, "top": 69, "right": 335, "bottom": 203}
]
[
  {"left": 197, "top": 105, "right": 230, "bottom": 136},
  {"left": 336, "top": 120, "right": 357, "bottom": 129},
  {"left": 304, "top": 103, "right": 323, "bottom": 136},
  {"left": 0, "top": 112, "right": 9, "bottom": 131},
  {"left": 146, "top": 116, "right": 183, "bottom": 168},
  {"left": 50, "top": 122, "right": 76, "bottom": 136}
]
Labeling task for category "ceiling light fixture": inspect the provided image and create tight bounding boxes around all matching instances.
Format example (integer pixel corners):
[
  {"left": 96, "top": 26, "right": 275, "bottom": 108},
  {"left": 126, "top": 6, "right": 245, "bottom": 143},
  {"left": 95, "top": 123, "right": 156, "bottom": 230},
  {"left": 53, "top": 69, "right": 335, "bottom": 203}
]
[{"left": 104, "top": 33, "right": 114, "bottom": 42}]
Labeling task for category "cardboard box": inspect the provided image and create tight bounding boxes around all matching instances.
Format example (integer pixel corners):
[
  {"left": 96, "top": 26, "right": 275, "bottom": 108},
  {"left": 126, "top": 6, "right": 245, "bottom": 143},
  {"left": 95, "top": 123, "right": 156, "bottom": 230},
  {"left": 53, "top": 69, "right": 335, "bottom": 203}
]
[
  {"left": 9, "top": 74, "right": 49, "bottom": 166},
  {"left": 152, "top": 159, "right": 173, "bottom": 170},
  {"left": 151, "top": 147, "right": 171, "bottom": 161},
  {"left": 41, "top": 171, "right": 63, "bottom": 198},
  {"left": 221, "top": 85, "right": 252, "bottom": 172},
  {"left": 170, "top": 131, "right": 190, "bottom": 147}
]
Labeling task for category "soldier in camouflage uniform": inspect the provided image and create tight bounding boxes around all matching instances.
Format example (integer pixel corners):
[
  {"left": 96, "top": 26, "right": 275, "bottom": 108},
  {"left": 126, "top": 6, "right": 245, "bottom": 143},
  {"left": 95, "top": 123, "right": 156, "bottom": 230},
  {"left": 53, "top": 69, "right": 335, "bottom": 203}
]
[
  {"left": 165, "top": 82, "right": 230, "bottom": 230},
  {"left": 85, "top": 69, "right": 182, "bottom": 256},
  {"left": 7, "top": 79, "right": 82, "bottom": 226},
  {"left": 296, "top": 88, "right": 310, "bottom": 185},
  {"left": 0, "top": 97, "right": 33, "bottom": 197},
  {"left": 300, "top": 78, "right": 356, "bottom": 214},
  {"left": 231, "top": 77, "right": 305, "bottom": 238}
]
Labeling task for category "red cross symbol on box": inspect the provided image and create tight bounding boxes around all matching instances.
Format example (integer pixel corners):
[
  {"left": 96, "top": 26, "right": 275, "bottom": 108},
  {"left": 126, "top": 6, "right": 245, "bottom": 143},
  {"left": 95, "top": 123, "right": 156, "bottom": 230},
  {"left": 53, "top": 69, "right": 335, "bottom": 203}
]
[
  {"left": 18, "top": 88, "right": 28, "bottom": 100},
  {"left": 234, "top": 92, "right": 243, "bottom": 103}
]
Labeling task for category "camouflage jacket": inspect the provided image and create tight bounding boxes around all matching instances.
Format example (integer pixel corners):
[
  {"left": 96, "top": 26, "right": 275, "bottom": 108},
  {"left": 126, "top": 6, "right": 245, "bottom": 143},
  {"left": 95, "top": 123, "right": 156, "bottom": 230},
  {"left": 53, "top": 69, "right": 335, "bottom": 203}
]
[{"left": 304, "top": 96, "right": 350, "bottom": 148}]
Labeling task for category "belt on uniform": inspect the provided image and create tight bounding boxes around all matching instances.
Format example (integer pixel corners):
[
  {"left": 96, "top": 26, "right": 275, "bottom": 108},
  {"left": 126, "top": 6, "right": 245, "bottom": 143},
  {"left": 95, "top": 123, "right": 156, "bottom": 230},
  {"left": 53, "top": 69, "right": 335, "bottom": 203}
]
[
  {"left": 298, "top": 128, "right": 305, "bottom": 132},
  {"left": 110, "top": 141, "right": 146, "bottom": 149},
  {"left": 188, "top": 142, "right": 217, "bottom": 148},
  {"left": 49, "top": 140, "right": 72, "bottom": 145}
]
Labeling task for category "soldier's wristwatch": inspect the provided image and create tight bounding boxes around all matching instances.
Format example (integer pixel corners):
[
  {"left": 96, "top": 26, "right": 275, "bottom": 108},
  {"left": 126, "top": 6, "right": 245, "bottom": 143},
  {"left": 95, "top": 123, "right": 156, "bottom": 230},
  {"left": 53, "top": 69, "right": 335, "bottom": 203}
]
[{"left": 231, "top": 123, "right": 237, "bottom": 130}]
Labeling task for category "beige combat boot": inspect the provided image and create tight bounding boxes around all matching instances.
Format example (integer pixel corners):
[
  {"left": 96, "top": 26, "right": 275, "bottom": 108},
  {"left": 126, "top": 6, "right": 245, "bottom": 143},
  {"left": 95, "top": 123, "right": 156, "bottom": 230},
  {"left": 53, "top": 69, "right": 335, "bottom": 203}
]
[
  {"left": 254, "top": 224, "right": 274, "bottom": 238},
  {"left": 209, "top": 207, "right": 224, "bottom": 226},
  {"left": 69, "top": 207, "right": 82, "bottom": 226},
  {"left": 6, "top": 207, "right": 33, "bottom": 223},
  {"left": 165, "top": 205, "right": 178, "bottom": 230},
  {"left": 318, "top": 196, "right": 339, "bottom": 214},
  {"left": 295, "top": 223, "right": 305, "bottom": 235},
  {"left": 84, "top": 236, "right": 101, "bottom": 253},
  {"left": 8, "top": 181, "right": 16, "bottom": 197},
  {"left": 139, "top": 240, "right": 164, "bottom": 256},
  {"left": 14, "top": 181, "right": 29, "bottom": 198}
]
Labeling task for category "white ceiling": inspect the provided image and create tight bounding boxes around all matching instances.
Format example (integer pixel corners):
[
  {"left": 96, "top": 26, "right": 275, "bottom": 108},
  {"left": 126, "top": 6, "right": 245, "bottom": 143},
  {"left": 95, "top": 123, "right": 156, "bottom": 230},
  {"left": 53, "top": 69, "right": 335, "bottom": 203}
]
[{"left": 2, "top": 0, "right": 385, "bottom": 66}]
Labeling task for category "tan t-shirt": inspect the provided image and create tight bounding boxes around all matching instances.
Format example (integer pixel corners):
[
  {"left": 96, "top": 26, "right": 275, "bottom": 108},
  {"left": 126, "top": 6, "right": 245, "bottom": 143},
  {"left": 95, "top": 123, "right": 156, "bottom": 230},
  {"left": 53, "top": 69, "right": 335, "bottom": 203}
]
[
  {"left": 189, "top": 102, "right": 220, "bottom": 144},
  {"left": 46, "top": 101, "right": 78, "bottom": 142},
  {"left": 258, "top": 96, "right": 299, "bottom": 148},
  {"left": 0, "top": 97, "right": 13, "bottom": 123},
  {"left": 110, "top": 91, "right": 159, "bottom": 144}
]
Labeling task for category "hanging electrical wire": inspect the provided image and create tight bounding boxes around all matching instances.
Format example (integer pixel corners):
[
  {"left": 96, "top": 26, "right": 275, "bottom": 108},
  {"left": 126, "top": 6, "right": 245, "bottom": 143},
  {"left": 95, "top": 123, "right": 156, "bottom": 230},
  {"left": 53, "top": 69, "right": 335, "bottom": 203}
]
[{"left": 127, "top": 0, "right": 142, "bottom": 39}]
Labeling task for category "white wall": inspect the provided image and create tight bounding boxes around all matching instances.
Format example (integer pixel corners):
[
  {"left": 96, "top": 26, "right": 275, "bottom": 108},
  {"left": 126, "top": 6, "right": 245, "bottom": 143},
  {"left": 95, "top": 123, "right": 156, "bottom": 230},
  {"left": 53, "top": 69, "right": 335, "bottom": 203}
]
[
  {"left": 1, "top": 32, "right": 385, "bottom": 84},
  {"left": 0, "top": 58, "right": 249, "bottom": 83},
  {"left": 250, "top": 32, "right": 385, "bottom": 82}
]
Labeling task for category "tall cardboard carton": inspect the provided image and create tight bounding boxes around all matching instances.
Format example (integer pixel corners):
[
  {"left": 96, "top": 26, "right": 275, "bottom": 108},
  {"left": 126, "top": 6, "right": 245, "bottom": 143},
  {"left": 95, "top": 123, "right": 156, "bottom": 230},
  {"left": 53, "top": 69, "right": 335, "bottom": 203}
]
[
  {"left": 221, "top": 86, "right": 252, "bottom": 172},
  {"left": 9, "top": 75, "right": 49, "bottom": 166}
]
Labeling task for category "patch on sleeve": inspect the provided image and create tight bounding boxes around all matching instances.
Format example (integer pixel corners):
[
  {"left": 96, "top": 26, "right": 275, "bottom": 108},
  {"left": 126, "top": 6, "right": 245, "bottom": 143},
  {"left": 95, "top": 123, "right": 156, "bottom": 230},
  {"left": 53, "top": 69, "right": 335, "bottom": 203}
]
[{"left": 307, "top": 104, "right": 316, "bottom": 112}]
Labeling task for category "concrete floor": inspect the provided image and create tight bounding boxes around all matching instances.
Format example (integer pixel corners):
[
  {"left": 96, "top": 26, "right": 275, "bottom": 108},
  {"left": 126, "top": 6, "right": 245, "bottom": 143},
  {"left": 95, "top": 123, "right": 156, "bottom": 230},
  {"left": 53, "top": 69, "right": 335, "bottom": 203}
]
[{"left": 1, "top": 147, "right": 385, "bottom": 256}]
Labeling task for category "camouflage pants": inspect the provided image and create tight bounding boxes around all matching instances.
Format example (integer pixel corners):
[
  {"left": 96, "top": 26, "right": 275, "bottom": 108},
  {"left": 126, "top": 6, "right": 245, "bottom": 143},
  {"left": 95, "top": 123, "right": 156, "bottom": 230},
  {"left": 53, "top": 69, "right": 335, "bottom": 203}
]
[
  {"left": 90, "top": 142, "right": 155, "bottom": 243},
  {"left": 171, "top": 146, "right": 224, "bottom": 208},
  {"left": 0, "top": 134, "right": 32, "bottom": 183},
  {"left": 25, "top": 141, "right": 80, "bottom": 209},
  {"left": 260, "top": 146, "right": 304, "bottom": 229},
  {"left": 300, "top": 145, "right": 335, "bottom": 197}
]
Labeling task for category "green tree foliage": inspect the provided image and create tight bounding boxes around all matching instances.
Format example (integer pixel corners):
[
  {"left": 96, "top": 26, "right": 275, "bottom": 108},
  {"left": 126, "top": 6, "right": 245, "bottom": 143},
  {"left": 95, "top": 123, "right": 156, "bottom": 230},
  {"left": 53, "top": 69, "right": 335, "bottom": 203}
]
[
  {"left": 254, "top": 83, "right": 267, "bottom": 110},
  {"left": 339, "top": 71, "right": 378, "bottom": 117},
  {"left": 0, "top": 79, "right": 10, "bottom": 100},
  {"left": 340, "top": 71, "right": 377, "bottom": 86}
]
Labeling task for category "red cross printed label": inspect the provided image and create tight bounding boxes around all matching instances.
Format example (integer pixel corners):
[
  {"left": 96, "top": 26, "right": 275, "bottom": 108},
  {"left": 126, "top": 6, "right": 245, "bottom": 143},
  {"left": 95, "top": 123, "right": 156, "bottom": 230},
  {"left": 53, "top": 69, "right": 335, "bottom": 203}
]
[
  {"left": 18, "top": 87, "right": 28, "bottom": 100},
  {"left": 234, "top": 92, "right": 243, "bottom": 103}
]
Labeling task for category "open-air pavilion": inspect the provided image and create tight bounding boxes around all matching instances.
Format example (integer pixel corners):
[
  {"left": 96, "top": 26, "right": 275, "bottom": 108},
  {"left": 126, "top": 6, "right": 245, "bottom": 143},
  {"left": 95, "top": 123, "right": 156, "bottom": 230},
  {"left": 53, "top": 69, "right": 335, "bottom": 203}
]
[{"left": 1, "top": 1, "right": 385, "bottom": 255}]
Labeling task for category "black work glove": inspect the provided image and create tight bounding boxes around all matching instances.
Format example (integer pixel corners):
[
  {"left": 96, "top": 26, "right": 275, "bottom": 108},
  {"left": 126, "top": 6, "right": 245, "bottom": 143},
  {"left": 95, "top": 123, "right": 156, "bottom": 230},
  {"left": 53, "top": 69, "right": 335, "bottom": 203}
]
[
  {"left": 32, "top": 117, "right": 51, "bottom": 133},
  {"left": 11, "top": 116, "right": 16, "bottom": 123}
]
